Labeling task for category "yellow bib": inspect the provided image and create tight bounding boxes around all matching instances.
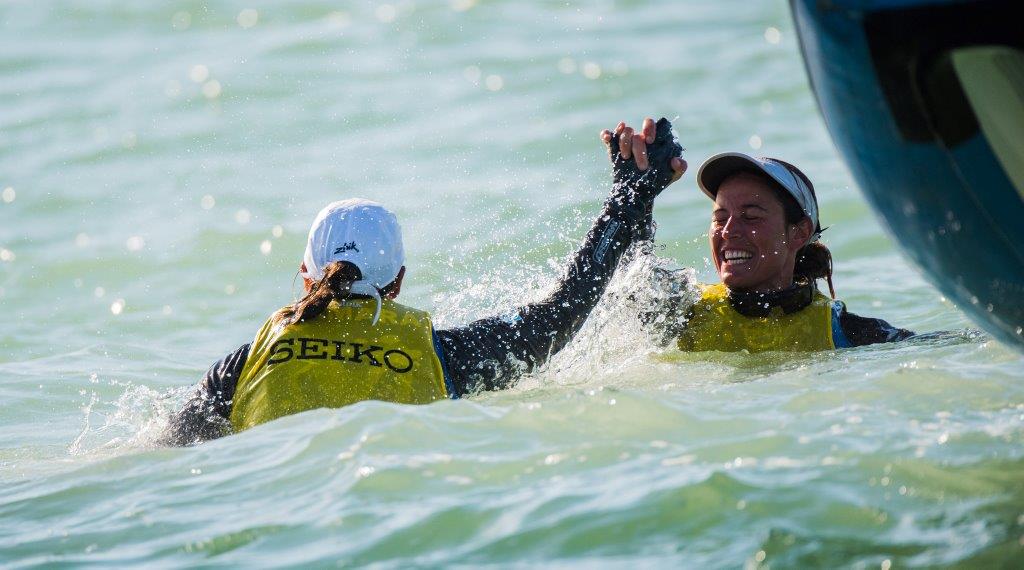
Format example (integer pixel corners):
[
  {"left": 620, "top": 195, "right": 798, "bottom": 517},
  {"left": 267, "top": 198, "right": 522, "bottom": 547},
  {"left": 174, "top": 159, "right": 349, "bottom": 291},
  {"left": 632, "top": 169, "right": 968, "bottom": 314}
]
[
  {"left": 230, "top": 298, "right": 448, "bottom": 431},
  {"left": 677, "top": 283, "right": 836, "bottom": 353}
]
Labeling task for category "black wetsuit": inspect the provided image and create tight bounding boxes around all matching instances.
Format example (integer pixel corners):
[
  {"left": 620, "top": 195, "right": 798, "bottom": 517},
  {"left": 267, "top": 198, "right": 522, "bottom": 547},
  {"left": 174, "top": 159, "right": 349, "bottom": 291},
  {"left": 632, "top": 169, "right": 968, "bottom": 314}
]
[{"left": 836, "top": 307, "right": 914, "bottom": 345}]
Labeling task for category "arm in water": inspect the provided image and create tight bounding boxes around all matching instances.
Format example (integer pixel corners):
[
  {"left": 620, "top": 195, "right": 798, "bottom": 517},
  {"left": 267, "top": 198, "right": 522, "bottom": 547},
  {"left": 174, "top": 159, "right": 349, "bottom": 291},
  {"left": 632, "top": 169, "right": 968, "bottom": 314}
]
[
  {"left": 836, "top": 304, "right": 915, "bottom": 346},
  {"left": 437, "top": 118, "right": 685, "bottom": 394},
  {"left": 161, "top": 343, "right": 248, "bottom": 445}
]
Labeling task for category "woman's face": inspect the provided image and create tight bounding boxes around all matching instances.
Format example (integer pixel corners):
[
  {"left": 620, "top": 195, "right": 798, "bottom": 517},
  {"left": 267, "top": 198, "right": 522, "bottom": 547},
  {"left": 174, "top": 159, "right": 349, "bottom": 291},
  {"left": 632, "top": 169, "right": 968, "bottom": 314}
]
[{"left": 709, "top": 173, "right": 810, "bottom": 292}]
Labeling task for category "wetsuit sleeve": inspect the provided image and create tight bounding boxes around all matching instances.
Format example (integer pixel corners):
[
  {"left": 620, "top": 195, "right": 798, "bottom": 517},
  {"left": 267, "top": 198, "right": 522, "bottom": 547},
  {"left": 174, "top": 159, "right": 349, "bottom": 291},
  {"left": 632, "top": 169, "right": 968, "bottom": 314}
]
[
  {"left": 436, "top": 201, "right": 648, "bottom": 396},
  {"left": 836, "top": 303, "right": 915, "bottom": 346},
  {"left": 161, "top": 343, "right": 249, "bottom": 445}
]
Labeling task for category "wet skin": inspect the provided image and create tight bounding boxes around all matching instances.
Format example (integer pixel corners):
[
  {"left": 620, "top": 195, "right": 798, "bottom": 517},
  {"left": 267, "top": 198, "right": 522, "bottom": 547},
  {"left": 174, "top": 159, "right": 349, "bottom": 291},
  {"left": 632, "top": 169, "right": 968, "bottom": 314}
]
[{"left": 710, "top": 172, "right": 813, "bottom": 292}]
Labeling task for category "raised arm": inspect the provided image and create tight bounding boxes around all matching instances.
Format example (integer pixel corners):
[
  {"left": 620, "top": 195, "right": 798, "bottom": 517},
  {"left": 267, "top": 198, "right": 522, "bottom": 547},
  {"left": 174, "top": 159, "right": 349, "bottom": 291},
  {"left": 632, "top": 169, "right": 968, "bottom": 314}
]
[{"left": 438, "top": 117, "right": 685, "bottom": 395}]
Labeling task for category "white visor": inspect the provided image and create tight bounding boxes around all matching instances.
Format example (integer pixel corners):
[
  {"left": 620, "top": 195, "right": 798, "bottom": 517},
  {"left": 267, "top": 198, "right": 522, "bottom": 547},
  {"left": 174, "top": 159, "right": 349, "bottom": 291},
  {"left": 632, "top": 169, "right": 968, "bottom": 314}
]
[{"left": 696, "top": 152, "right": 821, "bottom": 242}]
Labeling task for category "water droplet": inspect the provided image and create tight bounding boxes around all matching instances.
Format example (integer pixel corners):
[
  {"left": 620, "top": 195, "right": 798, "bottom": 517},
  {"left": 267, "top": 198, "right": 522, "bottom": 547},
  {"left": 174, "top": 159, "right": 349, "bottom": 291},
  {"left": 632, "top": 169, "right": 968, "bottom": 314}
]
[
  {"left": 543, "top": 454, "right": 564, "bottom": 465},
  {"left": 202, "top": 80, "right": 222, "bottom": 99},
  {"left": 94, "top": 286, "right": 105, "bottom": 298},
  {"left": 200, "top": 195, "right": 215, "bottom": 210},
  {"left": 260, "top": 240, "right": 272, "bottom": 255},
  {"left": 110, "top": 299, "right": 125, "bottom": 315},
  {"left": 126, "top": 236, "right": 145, "bottom": 252},
  {"left": 237, "top": 8, "right": 259, "bottom": 28},
  {"left": 0, "top": 248, "right": 15, "bottom": 262},
  {"left": 272, "top": 225, "right": 284, "bottom": 238},
  {"left": 557, "top": 57, "right": 576, "bottom": 75},
  {"left": 189, "top": 64, "right": 210, "bottom": 83},
  {"left": 325, "top": 11, "right": 351, "bottom": 29},
  {"left": 235, "top": 209, "right": 251, "bottom": 224},
  {"left": 485, "top": 74, "right": 504, "bottom": 91},
  {"left": 225, "top": 284, "right": 237, "bottom": 295},
  {"left": 748, "top": 135, "right": 763, "bottom": 150},
  {"left": 764, "top": 27, "right": 781, "bottom": 44},
  {"left": 1, "top": 187, "right": 14, "bottom": 203},
  {"left": 582, "top": 62, "right": 602, "bottom": 79},
  {"left": 463, "top": 65, "right": 481, "bottom": 84}
]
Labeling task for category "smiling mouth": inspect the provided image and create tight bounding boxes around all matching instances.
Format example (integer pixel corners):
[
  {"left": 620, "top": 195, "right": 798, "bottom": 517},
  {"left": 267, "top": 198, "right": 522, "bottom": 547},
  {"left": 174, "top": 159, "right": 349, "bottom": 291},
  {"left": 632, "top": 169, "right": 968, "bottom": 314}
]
[{"left": 721, "top": 249, "right": 754, "bottom": 266}]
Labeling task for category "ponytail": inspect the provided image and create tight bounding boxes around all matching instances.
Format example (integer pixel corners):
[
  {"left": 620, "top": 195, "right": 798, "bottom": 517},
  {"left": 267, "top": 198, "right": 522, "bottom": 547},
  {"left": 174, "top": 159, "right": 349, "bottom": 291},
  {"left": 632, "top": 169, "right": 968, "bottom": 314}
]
[
  {"left": 795, "top": 241, "right": 835, "bottom": 298},
  {"left": 274, "top": 262, "right": 362, "bottom": 325}
]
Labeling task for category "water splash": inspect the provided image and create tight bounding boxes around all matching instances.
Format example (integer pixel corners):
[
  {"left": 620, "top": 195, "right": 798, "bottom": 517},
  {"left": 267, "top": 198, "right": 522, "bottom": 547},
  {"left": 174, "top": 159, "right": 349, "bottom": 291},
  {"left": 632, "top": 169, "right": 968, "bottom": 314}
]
[
  {"left": 430, "top": 238, "right": 700, "bottom": 391},
  {"left": 539, "top": 246, "right": 699, "bottom": 385},
  {"left": 70, "top": 381, "right": 191, "bottom": 456}
]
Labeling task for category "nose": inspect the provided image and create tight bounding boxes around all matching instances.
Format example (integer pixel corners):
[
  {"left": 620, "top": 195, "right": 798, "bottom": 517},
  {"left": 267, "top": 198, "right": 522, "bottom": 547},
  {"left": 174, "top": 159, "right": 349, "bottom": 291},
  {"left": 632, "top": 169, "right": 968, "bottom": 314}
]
[{"left": 721, "top": 216, "right": 742, "bottom": 239}]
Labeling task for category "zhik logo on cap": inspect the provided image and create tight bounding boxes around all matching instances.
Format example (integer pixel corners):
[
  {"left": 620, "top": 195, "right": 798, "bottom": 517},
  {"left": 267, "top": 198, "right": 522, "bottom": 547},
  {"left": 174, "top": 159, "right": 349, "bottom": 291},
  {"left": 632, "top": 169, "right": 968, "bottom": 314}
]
[{"left": 333, "top": 241, "right": 359, "bottom": 254}]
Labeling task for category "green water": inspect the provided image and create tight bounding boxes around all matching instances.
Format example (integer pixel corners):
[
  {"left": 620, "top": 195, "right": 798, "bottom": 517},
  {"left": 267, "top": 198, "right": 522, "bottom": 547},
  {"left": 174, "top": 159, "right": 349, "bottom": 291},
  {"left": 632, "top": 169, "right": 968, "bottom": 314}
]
[{"left": 2, "top": 1, "right": 1022, "bottom": 567}]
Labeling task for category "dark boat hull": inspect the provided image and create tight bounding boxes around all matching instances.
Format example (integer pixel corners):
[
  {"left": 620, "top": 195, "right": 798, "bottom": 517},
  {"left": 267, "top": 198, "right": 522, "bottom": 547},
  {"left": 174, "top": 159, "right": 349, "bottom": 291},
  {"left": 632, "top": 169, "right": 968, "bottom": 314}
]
[{"left": 791, "top": 0, "right": 1024, "bottom": 350}]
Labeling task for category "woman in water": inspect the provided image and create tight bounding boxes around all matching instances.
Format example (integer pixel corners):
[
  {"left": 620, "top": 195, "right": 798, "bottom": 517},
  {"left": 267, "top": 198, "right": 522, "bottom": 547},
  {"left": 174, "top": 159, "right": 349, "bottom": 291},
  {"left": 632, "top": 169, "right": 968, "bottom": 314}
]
[
  {"left": 602, "top": 121, "right": 913, "bottom": 352},
  {"left": 164, "top": 118, "right": 686, "bottom": 444}
]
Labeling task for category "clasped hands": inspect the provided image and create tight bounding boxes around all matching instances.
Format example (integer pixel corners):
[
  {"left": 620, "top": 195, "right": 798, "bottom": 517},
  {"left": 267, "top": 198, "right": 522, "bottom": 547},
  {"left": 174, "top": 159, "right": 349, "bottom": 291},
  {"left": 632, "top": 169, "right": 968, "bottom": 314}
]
[{"left": 601, "top": 117, "right": 687, "bottom": 208}]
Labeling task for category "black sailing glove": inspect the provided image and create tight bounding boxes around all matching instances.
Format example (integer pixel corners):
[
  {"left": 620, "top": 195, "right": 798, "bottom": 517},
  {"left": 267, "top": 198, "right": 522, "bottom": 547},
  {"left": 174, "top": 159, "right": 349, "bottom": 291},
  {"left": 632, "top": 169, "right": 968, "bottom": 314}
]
[{"left": 606, "top": 117, "right": 683, "bottom": 210}]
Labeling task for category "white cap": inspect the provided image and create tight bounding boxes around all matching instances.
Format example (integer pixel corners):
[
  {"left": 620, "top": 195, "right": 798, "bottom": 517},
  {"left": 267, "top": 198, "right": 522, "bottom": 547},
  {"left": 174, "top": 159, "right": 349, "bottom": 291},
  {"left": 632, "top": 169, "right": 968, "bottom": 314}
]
[
  {"left": 301, "top": 198, "right": 405, "bottom": 324},
  {"left": 696, "top": 152, "right": 821, "bottom": 243}
]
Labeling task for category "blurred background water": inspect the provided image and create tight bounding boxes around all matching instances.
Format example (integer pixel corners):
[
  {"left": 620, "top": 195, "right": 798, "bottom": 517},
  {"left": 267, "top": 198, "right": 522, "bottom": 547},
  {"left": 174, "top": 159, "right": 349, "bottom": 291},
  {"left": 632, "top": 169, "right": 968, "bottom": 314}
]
[{"left": 1, "top": 0, "right": 1022, "bottom": 567}]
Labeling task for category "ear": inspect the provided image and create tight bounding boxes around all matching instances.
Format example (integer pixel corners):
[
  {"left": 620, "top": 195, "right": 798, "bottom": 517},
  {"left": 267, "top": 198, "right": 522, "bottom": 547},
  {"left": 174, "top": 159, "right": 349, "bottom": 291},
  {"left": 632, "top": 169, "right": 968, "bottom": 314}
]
[
  {"left": 385, "top": 266, "right": 406, "bottom": 299},
  {"left": 788, "top": 218, "right": 814, "bottom": 252},
  {"left": 300, "top": 262, "right": 313, "bottom": 293}
]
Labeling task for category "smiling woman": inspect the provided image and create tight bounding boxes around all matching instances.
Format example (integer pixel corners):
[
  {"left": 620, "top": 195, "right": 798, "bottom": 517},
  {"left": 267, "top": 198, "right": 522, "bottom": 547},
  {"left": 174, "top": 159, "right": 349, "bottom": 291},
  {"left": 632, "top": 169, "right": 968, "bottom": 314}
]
[{"left": 674, "top": 151, "right": 915, "bottom": 352}]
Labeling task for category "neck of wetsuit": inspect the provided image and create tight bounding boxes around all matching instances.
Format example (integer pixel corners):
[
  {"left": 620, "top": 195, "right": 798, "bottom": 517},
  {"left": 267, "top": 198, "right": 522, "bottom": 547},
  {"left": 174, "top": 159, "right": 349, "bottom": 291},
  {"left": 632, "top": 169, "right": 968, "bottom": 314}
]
[{"left": 727, "top": 279, "right": 815, "bottom": 318}]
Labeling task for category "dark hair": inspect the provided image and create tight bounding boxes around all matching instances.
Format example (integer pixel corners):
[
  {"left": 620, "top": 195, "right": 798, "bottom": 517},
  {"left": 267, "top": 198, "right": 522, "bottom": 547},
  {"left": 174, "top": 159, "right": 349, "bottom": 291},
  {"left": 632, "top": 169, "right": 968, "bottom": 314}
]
[
  {"left": 274, "top": 261, "right": 362, "bottom": 325},
  {"left": 731, "top": 163, "right": 836, "bottom": 298}
]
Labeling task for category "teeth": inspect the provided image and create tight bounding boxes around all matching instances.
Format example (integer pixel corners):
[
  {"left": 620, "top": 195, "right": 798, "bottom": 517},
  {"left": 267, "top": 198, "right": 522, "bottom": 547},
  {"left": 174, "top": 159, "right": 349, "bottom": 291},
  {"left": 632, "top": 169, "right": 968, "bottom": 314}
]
[{"left": 723, "top": 250, "right": 753, "bottom": 261}]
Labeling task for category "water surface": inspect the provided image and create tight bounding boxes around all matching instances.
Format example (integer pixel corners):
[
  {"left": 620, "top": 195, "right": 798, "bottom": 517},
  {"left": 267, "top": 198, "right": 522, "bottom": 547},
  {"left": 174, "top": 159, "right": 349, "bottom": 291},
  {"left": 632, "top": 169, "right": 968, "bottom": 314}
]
[{"left": 2, "top": 1, "right": 1022, "bottom": 567}]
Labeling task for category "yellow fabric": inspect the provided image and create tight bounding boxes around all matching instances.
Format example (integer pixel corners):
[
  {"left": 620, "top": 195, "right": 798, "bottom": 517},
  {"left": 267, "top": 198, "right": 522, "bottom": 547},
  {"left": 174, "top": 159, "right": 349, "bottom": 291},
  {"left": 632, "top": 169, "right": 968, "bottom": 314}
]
[
  {"left": 231, "top": 298, "right": 447, "bottom": 431},
  {"left": 677, "top": 283, "right": 836, "bottom": 353}
]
